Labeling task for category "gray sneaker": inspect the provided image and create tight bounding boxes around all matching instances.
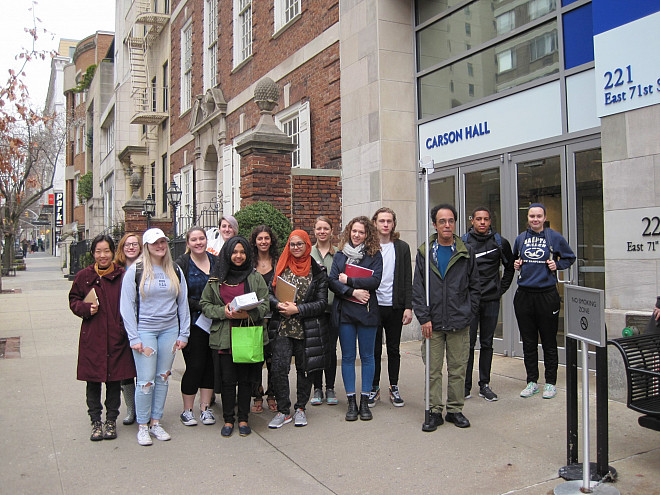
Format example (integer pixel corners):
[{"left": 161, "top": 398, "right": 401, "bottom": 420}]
[
  {"left": 325, "top": 388, "right": 338, "bottom": 405},
  {"left": 310, "top": 389, "right": 323, "bottom": 406},
  {"left": 293, "top": 408, "right": 307, "bottom": 427},
  {"left": 268, "top": 412, "right": 292, "bottom": 429}
]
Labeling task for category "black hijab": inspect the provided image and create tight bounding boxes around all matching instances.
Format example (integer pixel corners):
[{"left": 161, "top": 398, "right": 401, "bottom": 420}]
[{"left": 211, "top": 236, "right": 253, "bottom": 285}]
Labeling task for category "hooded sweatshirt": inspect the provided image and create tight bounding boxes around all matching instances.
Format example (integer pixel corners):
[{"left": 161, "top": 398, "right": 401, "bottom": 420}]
[{"left": 512, "top": 228, "right": 576, "bottom": 290}]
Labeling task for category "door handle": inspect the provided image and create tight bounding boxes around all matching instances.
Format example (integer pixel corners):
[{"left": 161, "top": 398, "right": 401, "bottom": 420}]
[{"left": 556, "top": 269, "right": 573, "bottom": 284}]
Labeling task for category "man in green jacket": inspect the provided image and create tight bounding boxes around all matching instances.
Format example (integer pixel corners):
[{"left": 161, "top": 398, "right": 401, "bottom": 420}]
[{"left": 412, "top": 204, "right": 480, "bottom": 430}]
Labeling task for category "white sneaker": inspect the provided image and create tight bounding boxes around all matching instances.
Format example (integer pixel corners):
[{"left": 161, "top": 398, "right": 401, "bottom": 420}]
[
  {"left": 180, "top": 409, "right": 198, "bottom": 426},
  {"left": 520, "top": 382, "right": 539, "bottom": 398},
  {"left": 200, "top": 408, "right": 216, "bottom": 425},
  {"left": 137, "top": 424, "right": 152, "bottom": 446},
  {"left": 149, "top": 423, "right": 171, "bottom": 441},
  {"left": 542, "top": 383, "right": 557, "bottom": 399}
]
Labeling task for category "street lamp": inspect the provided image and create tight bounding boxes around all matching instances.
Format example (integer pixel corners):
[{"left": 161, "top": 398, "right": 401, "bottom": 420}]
[
  {"left": 143, "top": 193, "right": 156, "bottom": 229},
  {"left": 166, "top": 180, "right": 182, "bottom": 238}
]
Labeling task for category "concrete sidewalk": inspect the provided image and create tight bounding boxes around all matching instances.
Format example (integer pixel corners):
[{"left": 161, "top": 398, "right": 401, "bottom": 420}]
[{"left": 0, "top": 254, "right": 657, "bottom": 494}]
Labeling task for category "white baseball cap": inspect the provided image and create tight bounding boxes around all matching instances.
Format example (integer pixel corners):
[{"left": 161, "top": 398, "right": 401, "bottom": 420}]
[{"left": 142, "top": 228, "right": 167, "bottom": 245}]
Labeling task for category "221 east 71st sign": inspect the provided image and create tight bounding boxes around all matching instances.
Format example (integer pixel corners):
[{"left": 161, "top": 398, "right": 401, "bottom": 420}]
[{"left": 604, "top": 207, "right": 660, "bottom": 260}]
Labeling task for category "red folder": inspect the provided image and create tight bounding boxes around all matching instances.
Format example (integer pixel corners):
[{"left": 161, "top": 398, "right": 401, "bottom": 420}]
[{"left": 344, "top": 263, "right": 374, "bottom": 304}]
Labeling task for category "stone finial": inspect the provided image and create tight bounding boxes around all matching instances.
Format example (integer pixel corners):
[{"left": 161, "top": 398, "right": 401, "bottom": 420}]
[{"left": 254, "top": 77, "right": 279, "bottom": 113}]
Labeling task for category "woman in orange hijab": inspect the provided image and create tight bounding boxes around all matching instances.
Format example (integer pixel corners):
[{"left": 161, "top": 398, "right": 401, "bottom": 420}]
[{"left": 266, "top": 229, "right": 329, "bottom": 429}]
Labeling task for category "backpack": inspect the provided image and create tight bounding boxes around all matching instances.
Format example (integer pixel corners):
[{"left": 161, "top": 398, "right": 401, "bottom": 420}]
[
  {"left": 134, "top": 260, "right": 182, "bottom": 323},
  {"left": 462, "top": 231, "right": 508, "bottom": 266}
]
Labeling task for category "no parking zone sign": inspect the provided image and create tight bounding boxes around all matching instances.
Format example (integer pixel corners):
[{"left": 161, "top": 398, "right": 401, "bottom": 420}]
[{"left": 564, "top": 285, "right": 606, "bottom": 347}]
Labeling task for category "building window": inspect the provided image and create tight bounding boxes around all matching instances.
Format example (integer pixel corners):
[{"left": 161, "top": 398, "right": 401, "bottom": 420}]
[
  {"left": 465, "top": 23, "right": 471, "bottom": 37},
  {"left": 274, "top": 0, "right": 301, "bottom": 33},
  {"left": 180, "top": 22, "right": 193, "bottom": 113},
  {"left": 161, "top": 153, "right": 168, "bottom": 213},
  {"left": 151, "top": 76, "right": 157, "bottom": 112},
  {"left": 528, "top": 0, "right": 556, "bottom": 21},
  {"left": 467, "top": 62, "right": 473, "bottom": 77},
  {"left": 151, "top": 161, "right": 156, "bottom": 198},
  {"left": 204, "top": 0, "right": 218, "bottom": 90},
  {"left": 75, "top": 125, "right": 81, "bottom": 155},
  {"left": 275, "top": 101, "right": 311, "bottom": 169},
  {"left": 496, "top": 10, "right": 515, "bottom": 36},
  {"left": 103, "top": 119, "right": 114, "bottom": 156},
  {"left": 530, "top": 30, "right": 558, "bottom": 62},
  {"left": 468, "top": 84, "right": 475, "bottom": 97},
  {"left": 104, "top": 177, "right": 113, "bottom": 228},
  {"left": 162, "top": 61, "right": 169, "bottom": 112},
  {"left": 180, "top": 165, "right": 193, "bottom": 232},
  {"left": 234, "top": 0, "right": 252, "bottom": 67},
  {"left": 497, "top": 49, "right": 516, "bottom": 73}
]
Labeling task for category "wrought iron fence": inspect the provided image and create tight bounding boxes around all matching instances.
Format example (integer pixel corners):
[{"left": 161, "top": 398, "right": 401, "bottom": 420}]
[
  {"left": 68, "top": 239, "right": 92, "bottom": 280},
  {"left": 178, "top": 201, "right": 221, "bottom": 234}
]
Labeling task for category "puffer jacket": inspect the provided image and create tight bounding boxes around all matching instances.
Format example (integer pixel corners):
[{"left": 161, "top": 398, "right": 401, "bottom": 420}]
[
  {"left": 200, "top": 270, "right": 270, "bottom": 351},
  {"left": 268, "top": 260, "right": 328, "bottom": 374},
  {"left": 412, "top": 233, "right": 481, "bottom": 331}
]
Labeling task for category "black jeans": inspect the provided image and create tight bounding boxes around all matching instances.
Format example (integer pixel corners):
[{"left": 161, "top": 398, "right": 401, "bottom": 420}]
[
  {"left": 465, "top": 299, "right": 500, "bottom": 390},
  {"left": 271, "top": 335, "right": 312, "bottom": 414},
  {"left": 86, "top": 381, "right": 121, "bottom": 422},
  {"left": 513, "top": 287, "right": 560, "bottom": 385},
  {"left": 217, "top": 353, "right": 261, "bottom": 423},
  {"left": 312, "top": 314, "right": 338, "bottom": 390},
  {"left": 373, "top": 306, "right": 404, "bottom": 388},
  {"left": 181, "top": 325, "right": 215, "bottom": 395}
]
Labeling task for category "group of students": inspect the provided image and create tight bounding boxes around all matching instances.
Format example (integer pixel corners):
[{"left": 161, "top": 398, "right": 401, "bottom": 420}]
[{"left": 69, "top": 202, "right": 574, "bottom": 443}]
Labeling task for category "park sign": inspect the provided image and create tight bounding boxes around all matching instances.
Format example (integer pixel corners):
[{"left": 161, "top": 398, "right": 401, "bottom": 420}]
[{"left": 564, "top": 285, "right": 606, "bottom": 347}]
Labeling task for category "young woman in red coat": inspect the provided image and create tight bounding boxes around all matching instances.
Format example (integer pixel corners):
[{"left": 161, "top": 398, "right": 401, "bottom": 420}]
[{"left": 69, "top": 234, "right": 136, "bottom": 441}]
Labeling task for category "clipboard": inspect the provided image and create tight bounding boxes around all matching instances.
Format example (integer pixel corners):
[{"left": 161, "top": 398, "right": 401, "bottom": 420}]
[
  {"left": 275, "top": 276, "right": 298, "bottom": 303},
  {"left": 83, "top": 287, "right": 99, "bottom": 305}
]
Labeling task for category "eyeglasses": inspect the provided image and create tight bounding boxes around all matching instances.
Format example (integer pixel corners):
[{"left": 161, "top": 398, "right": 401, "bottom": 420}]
[
  {"left": 289, "top": 242, "right": 305, "bottom": 249},
  {"left": 435, "top": 218, "right": 455, "bottom": 226},
  {"left": 125, "top": 242, "right": 140, "bottom": 248}
]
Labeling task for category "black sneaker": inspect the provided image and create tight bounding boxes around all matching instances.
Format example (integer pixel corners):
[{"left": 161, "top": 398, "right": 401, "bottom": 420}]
[
  {"left": 367, "top": 386, "right": 380, "bottom": 408},
  {"left": 445, "top": 412, "right": 470, "bottom": 428},
  {"left": 479, "top": 384, "right": 498, "bottom": 402},
  {"left": 464, "top": 388, "right": 472, "bottom": 399},
  {"left": 389, "top": 385, "right": 405, "bottom": 407},
  {"left": 429, "top": 412, "right": 444, "bottom": 428}
]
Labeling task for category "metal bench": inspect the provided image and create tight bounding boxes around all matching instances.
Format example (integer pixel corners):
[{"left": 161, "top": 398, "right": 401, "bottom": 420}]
[{"left": 608, "top": 333, "right": 660, "bottom": 431}]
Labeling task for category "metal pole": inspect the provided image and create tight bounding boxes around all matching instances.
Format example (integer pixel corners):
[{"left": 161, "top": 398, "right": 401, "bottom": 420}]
[
  {"left": 596, "top": 345, "right": 612, "bottom": 479},
  {"left": 566, "top": 336, "right": 579, "bottom": 465},
  {"left": 581, "top": 340, "right": 591, "bottom": 492}
]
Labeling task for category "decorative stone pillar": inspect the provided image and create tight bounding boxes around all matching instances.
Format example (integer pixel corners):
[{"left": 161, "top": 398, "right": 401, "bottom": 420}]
[{"left": 235, "top": 77, "right": 296, "bottom": 219}]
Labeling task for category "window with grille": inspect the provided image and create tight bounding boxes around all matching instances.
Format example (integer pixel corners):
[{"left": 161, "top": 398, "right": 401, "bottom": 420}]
[
  {"left": 282, "top": 116, "right": 300, "bottom": 168},
  {"left": 275, "top": 101, "right": 311, "bottom": 169},
  {"left": 181, "top": 22, "right": 193, "bottom": 112},
  {"left": 234, "top": 0, "right": 252, "bottom": 66},
  {"left": 275, "top": 0, "right": 301, "bottom": 33},
  {"left": 205, "top": 0, "right": 218, "bottom": 89}
]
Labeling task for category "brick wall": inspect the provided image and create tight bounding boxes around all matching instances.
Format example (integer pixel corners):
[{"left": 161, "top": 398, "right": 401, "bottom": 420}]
[
  {"left": 292, "top": 174, "right": 341, "bottom": 239},
  {"left": 240, "top": 152, "right": 292, "bottom": 217},
  {"left": 124, "top": 207, "right": 173, "bottom": 237}
]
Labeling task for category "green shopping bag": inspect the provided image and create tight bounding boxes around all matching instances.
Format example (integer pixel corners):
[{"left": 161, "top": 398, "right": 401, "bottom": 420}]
[{"left": 231, "top": 320, "right": 264, "bottom": 363}]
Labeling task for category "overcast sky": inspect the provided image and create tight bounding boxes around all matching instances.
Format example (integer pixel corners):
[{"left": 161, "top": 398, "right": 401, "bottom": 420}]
[{"left": 0, "top": 0, "right": 116, "bottom": 109}]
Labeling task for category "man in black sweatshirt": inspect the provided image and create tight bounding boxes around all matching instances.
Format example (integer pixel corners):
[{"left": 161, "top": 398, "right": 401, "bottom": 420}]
[{"left": 462, "top": 207, "right": 514, "bottom": 401}]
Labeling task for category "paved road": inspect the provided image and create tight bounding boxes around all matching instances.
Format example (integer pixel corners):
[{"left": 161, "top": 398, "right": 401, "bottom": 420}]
[{"left": 0, "top": 254, "right": 657, "bottom": 494}]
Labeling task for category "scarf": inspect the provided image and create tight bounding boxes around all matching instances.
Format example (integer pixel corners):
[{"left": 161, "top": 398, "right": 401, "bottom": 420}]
[
  {"left": 95, "top": 262, "right": 115, "bottom": 277},
  {"left": 342, "top": 242, "right": 364, "bottom": 265},
  {"left": 272, "top": 229, "right": 312, "bottom": 287},
  {"left": 211, "top": 236, "right": 253, "bottom": 285}
]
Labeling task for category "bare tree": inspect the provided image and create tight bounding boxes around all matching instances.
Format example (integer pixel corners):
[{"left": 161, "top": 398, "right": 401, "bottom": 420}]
[{"left": 0, "top": 2, "right": 56, "bottom": 288}]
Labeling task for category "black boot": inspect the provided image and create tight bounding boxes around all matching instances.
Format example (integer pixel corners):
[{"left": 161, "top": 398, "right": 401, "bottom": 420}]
[
  {"left": 345, "top": 395, "right": 358, "bottom": 421},
  {"left": 359, "top": 394, "right": 373, "bottom": 421}
]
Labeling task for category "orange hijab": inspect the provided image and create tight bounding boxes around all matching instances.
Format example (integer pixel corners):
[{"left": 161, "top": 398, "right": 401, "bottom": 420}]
[{"left": 272, "top": 230, "right": 312, "bottom": 287}]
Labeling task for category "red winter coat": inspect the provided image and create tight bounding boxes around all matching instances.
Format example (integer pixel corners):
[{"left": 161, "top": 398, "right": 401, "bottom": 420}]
[{"left": 69, "top": 264, "right": 136, "bottom": 382}]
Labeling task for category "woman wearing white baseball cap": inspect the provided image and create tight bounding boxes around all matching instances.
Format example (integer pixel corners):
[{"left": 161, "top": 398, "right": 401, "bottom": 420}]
[{"left": 120, "top": 228, "right": 191, "bottom": 446}]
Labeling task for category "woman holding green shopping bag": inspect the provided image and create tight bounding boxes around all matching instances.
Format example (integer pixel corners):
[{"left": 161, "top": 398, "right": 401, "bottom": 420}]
[{"left": 200, "top": 236, "right": 269, "bottom": 437}]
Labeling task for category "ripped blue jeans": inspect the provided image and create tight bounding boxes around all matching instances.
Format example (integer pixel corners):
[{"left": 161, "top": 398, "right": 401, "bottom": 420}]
[{"left": 132, "top": 326, "right": 179, "bottom": 424}]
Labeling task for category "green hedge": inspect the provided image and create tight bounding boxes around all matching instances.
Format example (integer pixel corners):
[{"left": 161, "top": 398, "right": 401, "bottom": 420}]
[{"left": 234, "top": 202, "right": 292, "bottom": 249}]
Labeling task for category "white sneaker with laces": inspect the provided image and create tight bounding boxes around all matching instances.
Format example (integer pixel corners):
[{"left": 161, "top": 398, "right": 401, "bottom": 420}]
[
  {"left": 137, "top": 424, "right": 152, "bottom": 446},
  {"left": 149, "top": 423, "right": 171, "bottom": 441},
  {"left": 520, "top": 382, "right": 539, "bottom": 398},
  {"left": 542, "top": 383, "right": 557, "bottom": 399},
  {"left": 200, "top": 408, "right": 216, "bottom": 425},
  {"left": 180, "top": 409, "right": 198, "bottom": 426}
]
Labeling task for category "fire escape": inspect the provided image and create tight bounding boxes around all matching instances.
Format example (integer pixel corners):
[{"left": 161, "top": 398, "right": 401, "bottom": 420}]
[{"left": 128, "top": 0, "right": 169, "bottom": 126}]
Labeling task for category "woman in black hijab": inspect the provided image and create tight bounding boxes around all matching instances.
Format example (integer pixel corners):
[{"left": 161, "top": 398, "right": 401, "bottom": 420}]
[{"left": 200, "top": 237, "right": 269, "bottom": 437}]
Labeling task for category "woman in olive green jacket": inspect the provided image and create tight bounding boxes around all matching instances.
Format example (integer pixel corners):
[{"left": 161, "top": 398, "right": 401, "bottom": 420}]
[{"left": 200, "top": 236, "right": 269, "bottom": 437}]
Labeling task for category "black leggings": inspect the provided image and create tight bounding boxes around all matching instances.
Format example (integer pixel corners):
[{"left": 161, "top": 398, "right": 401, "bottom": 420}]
[
  {"left": 86, "top": 381, "right": 121, "bottom": 422},
  {"left": 514, "top": 287, "right": 560, "bottom": 385},
  {"left": 181, "top": 325, "right": 215, "bottom": 395},
  {"left": 217, "top": 353, "right": 261, "bottom": 423}
]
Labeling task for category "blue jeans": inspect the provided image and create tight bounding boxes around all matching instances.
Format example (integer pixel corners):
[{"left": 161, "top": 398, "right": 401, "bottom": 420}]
[
  {"left": 132, "top": 326, "right": 179, "bottom": 424},
  {"left": 338, "top": 323, "right": 377, "bottom": 395}
]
